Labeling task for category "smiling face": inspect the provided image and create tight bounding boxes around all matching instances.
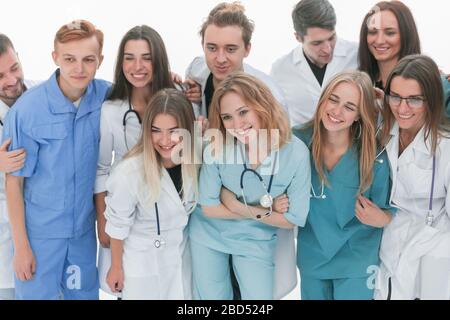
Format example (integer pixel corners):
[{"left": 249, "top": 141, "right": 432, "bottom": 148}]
[
  {"left": 151, "top": 113, "right": 182, "bottom": 164},
  {"left": 219, "top": 91, "right": 261, "bottom": 145},
  {"left": 388, "top": 76, "right": 426, "bottom": 135},
  {"left": 367, "top": 10, "right": 401, "bottom": 64},
  {"left": 298, "top": 27, "right": 337, "bottom": 68},
  {"left": 203, "top": 24, "right": 251, "bottom": 86},
  {"left": 122, "top": 39, "right": 153, "bottom": 89},
  {"left": 52, "top": 36, "right": 103, "bottom": 100},
  {"left": 0, "top": 47, "right": 25, "bottom": 104},
  {"left": 321, "top": 82, "right": 360, "bottom": 134}
]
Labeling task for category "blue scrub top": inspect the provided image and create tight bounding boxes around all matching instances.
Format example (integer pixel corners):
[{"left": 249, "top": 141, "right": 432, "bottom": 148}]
[
  {"left": 293, "top": 127, "right": 393, "bottom": 279},
  {"left": 2, "top": 70, "right": 110, "bottom": 239},
  {"left": 189, "top": 136, "right": 311, "bottom": 261}
]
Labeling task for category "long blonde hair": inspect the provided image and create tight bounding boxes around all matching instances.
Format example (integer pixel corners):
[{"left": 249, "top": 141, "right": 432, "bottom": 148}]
[
  {"left": 208, "top": 72, "right": 291, "bottom": 150},
  {"left": 126, "top": 88, "right": 199, "bottom": 203},
  {"left": 310, "top": 71, "right": 377, "bottom": 193}
]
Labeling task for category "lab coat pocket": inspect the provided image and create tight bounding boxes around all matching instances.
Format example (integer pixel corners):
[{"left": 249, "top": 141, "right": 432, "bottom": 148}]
[{"left": 123, "top": 238, "right": 158, "bottom": 277}]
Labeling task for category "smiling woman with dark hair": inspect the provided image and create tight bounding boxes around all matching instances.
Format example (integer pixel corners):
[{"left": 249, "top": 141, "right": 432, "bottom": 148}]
[{"left": 374, "top": 54, "right": 450, "bottom": 300}]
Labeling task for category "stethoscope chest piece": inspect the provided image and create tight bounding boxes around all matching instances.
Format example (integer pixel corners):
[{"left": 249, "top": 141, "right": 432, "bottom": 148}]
[
  {"left": 260, "top": 194, "right": 273, "bottom": 208},
  {"left": 154, "top": 237, "right": 166, "bottom": 249}
]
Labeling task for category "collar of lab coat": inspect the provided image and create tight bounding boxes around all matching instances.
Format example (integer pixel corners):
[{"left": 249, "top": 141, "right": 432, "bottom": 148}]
[
  {"left": 292, "top": 37, "right": 349, "bottom": 66},
  {"left": 388, "top": 122, "right": 432, "bottom": 157},
  {"left": 45, "top": 69, "right": 100, "bottom": 118},
  {"left": 0, "top": 99, "right": 9, "bottom": 123}
]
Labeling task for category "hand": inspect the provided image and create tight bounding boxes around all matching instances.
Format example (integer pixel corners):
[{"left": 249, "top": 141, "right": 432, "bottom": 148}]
[
  {"left": 97, "top": 219, "right": 111, "bottom": 248},
  {"left": 106, "top": 266, "right": 124, "bottom": 293},
  {"left": 183, "top": 78, "right": 202, "bottom": 104},
  {"left": 197, "top": 115, "right": 209, "bottom": 136},
  {"left": 14, "top": 246, "right": 36, "bottom": 282},
  {"left": 171, "top": 71, "right": 183, "bottom": 85},
  {"left": 220, "top": 187, "right": 239, "bottom": 213},
  {"left": 355, "top": 195, "right": 392, "bottom": 228},
  {"left": 273, "top": 194, "right": 289, "bottom": 213},
  {"left": 0, "top": 139, "right": 26, "bottom": 173}
]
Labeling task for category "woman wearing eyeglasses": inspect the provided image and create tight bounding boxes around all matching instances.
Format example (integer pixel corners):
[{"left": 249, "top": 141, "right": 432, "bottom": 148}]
[
  {"left": 189, "top": 72, "right": 310, "bottom": 300},
  {"left": 94, "top": 25, "right": 180, "bottom": 297},
  {"left": 374, "top": 55, "right": 450, "bottom": 300},
  {"left": 104, "top": 88, "right": 199, "bottom": 299},
  {"left": 293, "top": 70, "right": 394, "bottom": 300}
]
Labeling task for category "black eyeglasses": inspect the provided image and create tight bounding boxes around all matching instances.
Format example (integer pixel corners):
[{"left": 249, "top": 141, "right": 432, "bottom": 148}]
[{"left": 386, "top": 94, "right": 426, "bottom": 109}]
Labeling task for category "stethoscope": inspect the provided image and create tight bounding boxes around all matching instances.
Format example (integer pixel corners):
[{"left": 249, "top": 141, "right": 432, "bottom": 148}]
[
  {"left": 239, "top": 144, "right": 278, "bottom": 220},
  {"left": 153, "top": 195, "right": 197, "bottom": 249},
  {"left": 122, "top": 98, "right": 142, "bottom": 151},
  {"left": 310, "top": 126, "right": 387, "bottom": 200},
  {"left": 153, "top": 203, "right": 165, "bottom": 249},
  {"left": 426, "top": 157, "right": 437, "bottom": 226}
]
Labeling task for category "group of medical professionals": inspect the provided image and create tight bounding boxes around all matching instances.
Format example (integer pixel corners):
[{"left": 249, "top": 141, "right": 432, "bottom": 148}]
[{"left": 0, "top": 0, "right": 450, "bottom": 301}]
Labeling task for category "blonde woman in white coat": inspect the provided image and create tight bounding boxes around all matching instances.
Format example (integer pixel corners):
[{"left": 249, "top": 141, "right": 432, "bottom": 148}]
[
  {"left": 105, "top": 88, "right": 199, "bottom": 299},
  {"left": 95, "top": 25, "right": 187, "bottom": 296},
  {"left": 374, "top": 55, "right": 450, "bottom": 300}
]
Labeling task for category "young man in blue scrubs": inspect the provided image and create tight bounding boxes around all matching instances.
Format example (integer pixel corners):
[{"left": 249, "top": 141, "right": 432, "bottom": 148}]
[{"left": 2, "top": 20, "right": 110, "bottom": 300}]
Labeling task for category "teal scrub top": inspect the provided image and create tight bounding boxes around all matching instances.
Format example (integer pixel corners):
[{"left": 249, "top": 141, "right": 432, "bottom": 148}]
[
  {"left": 442, "top": 76, "right": 450, "bottom": 118},
  {"left": 293, "top": 127, "right": 394, "bottom": 279},
  {"left": 189, "top": 136, "right": 311, "bottom": 261}
]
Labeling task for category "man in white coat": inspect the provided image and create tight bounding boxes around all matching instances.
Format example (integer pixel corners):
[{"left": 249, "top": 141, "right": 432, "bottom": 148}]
[
  {"left": 0, "top": 34, "right": 37, "bottom": 300},
  {"left": 185, "top": 2, "right": 295, "bottom": 300},
  {"left": 271, "top": 0, "right": 358, "bottom": 127}
]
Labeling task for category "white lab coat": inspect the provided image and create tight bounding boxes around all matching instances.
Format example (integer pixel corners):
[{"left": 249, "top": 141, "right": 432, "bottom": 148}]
[
  {"left": 185, "top": 56, "right": 288, "bottom": 118},
  {"left": 105, "top": 155, "right": 195, "bottom": 300},
  {"left": 185, "top": 57, "right": 296, "bottom": 300},
  {"left": 95, "top": 99, "right": 142, "bottom": 296},
  {"left": 270, "top": 38, "right": 358, "bottom": 127},
  {"left": 0, "top": 80, "right": 39, "bottom": 289},
  {"left": 374, "top": 123, "right": 450, "bottom": 300}
]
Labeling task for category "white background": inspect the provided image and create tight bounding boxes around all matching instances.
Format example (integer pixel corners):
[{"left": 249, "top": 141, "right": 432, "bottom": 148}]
[
  {"left": 2, "top": 0, "right": 448, "bottom": 300},
  {"left": 2, "top": 0, "right": 450, "bottom": 82}
]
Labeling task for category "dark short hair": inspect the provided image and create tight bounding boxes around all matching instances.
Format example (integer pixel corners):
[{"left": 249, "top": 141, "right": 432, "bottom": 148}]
[
  {"left": 358, "top": 1, "right": 421, "bottom": 84},
  {"left": 0, "top": 33, "right": 15, "bottom": 55},
  {"left": 292, "top": 0, "right": 336, "bottom": 38}
]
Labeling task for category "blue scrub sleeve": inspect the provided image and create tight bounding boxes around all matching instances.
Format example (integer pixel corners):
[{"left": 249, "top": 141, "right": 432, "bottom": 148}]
[
  {"left": 365, "top": 151, "right": 397, "bottom": 215},
  {"left": 199, "top": 161, "right": 223, "bottom": 207},
  {"left": 2, "top": 109, "right": 39, "bottom": 177},
  {"left": 283, "top": 142, "right": 311, "bottom": 227}
]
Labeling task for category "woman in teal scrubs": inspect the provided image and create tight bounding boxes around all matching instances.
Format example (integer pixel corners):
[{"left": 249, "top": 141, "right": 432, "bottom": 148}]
[
  {"left": 293, "top": 70, "right": 394, "bottom": 300},
  {"left": 189, "top": 72, "right": 311, "bottom": 300}
]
